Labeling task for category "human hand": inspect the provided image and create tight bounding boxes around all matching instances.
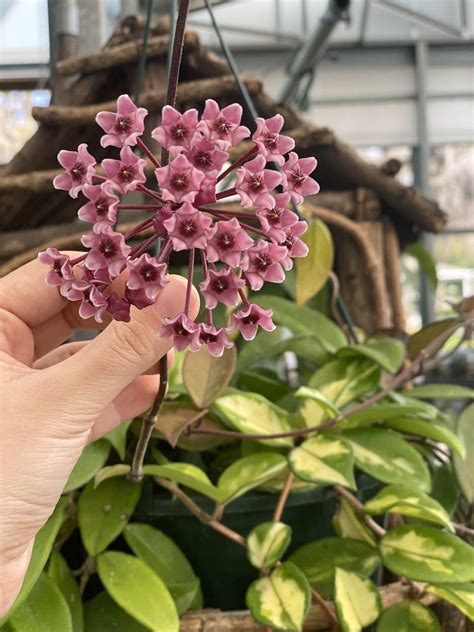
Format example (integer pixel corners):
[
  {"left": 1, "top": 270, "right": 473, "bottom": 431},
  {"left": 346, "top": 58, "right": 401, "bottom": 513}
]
[{"left": 0, "top": 254, "right": 198, "bottom": 616}]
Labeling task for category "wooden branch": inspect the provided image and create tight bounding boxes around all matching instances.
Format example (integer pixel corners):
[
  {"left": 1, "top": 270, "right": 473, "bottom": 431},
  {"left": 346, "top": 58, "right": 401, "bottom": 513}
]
[
  {"left": 303, "top": 204, "right": 390, "bottom": 330},
  {"left": 55, "top": 31, "right": 199, "bottom": 76},
  {"left": 0, "top": 169, "right": 59, "bottom": 194},
  {"left": 383, "top": 216, "right": 406, "bottom": 332},
  {"left": 179, "top": 582, "right": 438, "bottom": 631},
  {"left": 32, "top": 76, "right": 263, "bottom": 126}
]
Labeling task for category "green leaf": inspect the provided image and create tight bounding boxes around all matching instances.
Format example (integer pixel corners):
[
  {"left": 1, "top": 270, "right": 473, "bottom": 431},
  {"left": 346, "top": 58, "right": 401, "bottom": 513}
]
[
  {"left": 246, "top": 561, "right": 310, "bottom": 631},
  {"left": 124, "top": 523, "right": 199, "bottom": 616},
  {"left": 238, "top": 370, "right": 290, "bottom": 402},
  {"left": 454, "top": 403, "right": 474, "bottom": 502},
  {"left": 217, "top": 453, "right": 287, "bottom": 504},
  {"left": 379, "top": 525, "right": 474, "bottom": 583},
  {"left": 407, "top": 318, "right": 459, "bottom": 360},
  {"left": 296, "top": 219, "right": 333, "bottom": 306},
  {"left": 237, "top": 330, "right": 330, "bottom": 372},
  {"left": 143, "top": 463, "right": 221, "bottom": 501},
  {"left": 8, "top": 574, "right": 72, "bottom": 632},
  {"left": 212, "top": 391, "right": 294, "bottom": 448},
  {"left": 97, "top": 551, "right": 178, "bottom": 632},
  {"left": 0, "top": 498, "right": 68, "bottom": 624},
  {"left": 77, "top": 477, "right": 141, "bottom": 556},
  {"left": 425, "top": 582, "right": 474, "bottom": 621},
  {"left": 288, "top": 537, "right": 380, "bottom": 599},
  {"left": 288, "top": 434, "right": 355, "bottom": 489},
  {"left": 376, "top": 600, "right": 440, "bottom": 632},
  {"left": 364, "top": 485, "right": 454, "bottom": 531},
  {"left": 333, "top": 498, "right": 377, "bottom": 546},
  {"left": 406, "top": 241, "right": 438, "bottom": 290},
  {"left": 154, "top": 403, "right": 204, "bottom": 448},
  {"left": 48, "top": 552, "right": 83, "bottom": 632},
  {"left": 430, "top": 465, "right": 460, "bottom": 516},
  {"left": 345, "top": 403, "right": 436, "bottom": 429},
  {"left": 409, "top": 384, "right": 474, "bottom": 400},
  {"left": 309, "top": 359, "right": 381, "bottom": 408},
  {"left": 182, "top": 345, "right": 236, "bottom": 409},
  {"left": 63, "top": 439, "right": 110, "bottom": 493},
  {"left": 104, "top": 421, "right": 132, "bottom": 460},
  {"left": 334, "top": 568, "right": 381, "bottom": 632},
  {"left": 83, "top": 592, "right": 148, "bottom": 632},
  {"left": 382, "top": 416, "right": 465, "bottom": 457},
  {"left": 338, "top": 337, "right": 405, "bottom": 374},
  {"left": 342, "top": 428, "right": 431, "bottom": 492},
  {"left": 257, "top": 295, "right": 346, "bottom": 352},
  {"left": 292, "top": 386, "right": 341, "bottom": 429},
  {"left": 94, "top": 464, "right": 131, "bottom": 487},
  {"left": 246, "top": 522, "right": 292, "bottom": 570}
]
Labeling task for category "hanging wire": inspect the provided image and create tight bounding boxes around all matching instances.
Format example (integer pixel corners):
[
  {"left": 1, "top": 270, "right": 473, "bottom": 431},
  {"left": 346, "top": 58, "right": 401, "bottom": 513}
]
[
  {"left": 134, "top": 0, "right": 155, "bottom": 103},
  {"left": 203, "top": 0, "right": 258, "bottom": 122},
  {"left": 203, "top": 0, "right": 359, "bottom": 343}
]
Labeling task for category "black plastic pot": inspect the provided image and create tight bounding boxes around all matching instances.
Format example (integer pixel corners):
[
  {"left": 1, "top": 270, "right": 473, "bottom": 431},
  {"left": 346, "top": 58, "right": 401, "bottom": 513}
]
[{"left": 135, "top": 478, "right": 378, "bottom": 610}]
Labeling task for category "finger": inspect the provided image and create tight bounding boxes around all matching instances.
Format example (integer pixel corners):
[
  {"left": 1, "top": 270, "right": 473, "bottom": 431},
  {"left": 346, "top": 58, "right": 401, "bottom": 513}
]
[
  {"left": 33, "top": 341, "right": 89, "bottom": 369},
  {"left": 86, "top": 373, "right": 160, "bottom": 443},
  {"left": 34, "top": 341, "right": 174, "bottom": 373},
  {"left": 49, "top": 275, "right": 199, "bottom": 415},
  {"left": 30, "top": 262, "right": 131, "bottom": 359}
]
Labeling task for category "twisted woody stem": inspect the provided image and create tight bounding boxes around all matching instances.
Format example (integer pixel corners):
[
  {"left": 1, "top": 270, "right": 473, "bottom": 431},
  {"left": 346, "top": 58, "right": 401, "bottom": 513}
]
[{"left": 129, "top": 0, "right": 191, "bottom": 481}]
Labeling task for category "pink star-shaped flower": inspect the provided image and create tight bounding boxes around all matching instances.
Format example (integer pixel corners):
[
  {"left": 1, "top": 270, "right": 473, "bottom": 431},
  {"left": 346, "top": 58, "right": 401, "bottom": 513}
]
[
  {"left": 206, "top": 217, "right": 254, "bottom": 267},
  {"left": 281, "top": 152, "right": 319, "bottom": 204},
  {"left": 159, "top": 313, "right": 201, "bottom": 351},
  {"left": 198, "top": 99, "right": 250, "bottom": 149},
  {"left": 280, "top": 221, "right": 309, "bottom": 270},
  {"left": 255, "top": 192, "right": 298, "bottom": 242},
  {"left": 199, "top": 268, "right": 245, "bottom": 309},
  {"left": 126, "top": 253, "right": 168, "bottom": 300},
  {"left": 96, "top": 94, "right": 148, "bottom": 148},
  {"left": 163, "top": 203, "right": 212, "bottom": 251},
  {"left": 82, "top": 223, "right": 131, "bottom": 277},
  {"left": 241, "top": 240, "right": 287, "bottom": 290},
  {"left": 53, "top": 143, "right": 96, "bottom": 198},
  {"left": 198, "top": 324, "right": 233, "bottom": 357},
  {"left": 102, "top": 145, "right": 147, "bottom": 194},
  {"left": 252, "top": 115, "right": 295, "bottom": 165},
  {"left": 108, "top": 292, "right": 131, "bottom": 322},
  {"left": 185, "top": 138, "right": 229, "bottom": 176},
  {"left": 38, "top": 248, "right": 74, "bottom": 288},
  {"left": 78, "top": 184, "right": 119, "bottom": 224},
  {"left": 151, "top": 105, "right": 201, "bottom": 150},
  {"left": 229, "top": 304, "right": 275, "bottom": 341},
  {"left": 64, "top": 279, "right": 108, "bottom": 323},
  {"left": 235, "top": 155, "right": 282, "bottom": 208},
  {"left": 155, "top": 153, "right": 204, "bottom": 203}
]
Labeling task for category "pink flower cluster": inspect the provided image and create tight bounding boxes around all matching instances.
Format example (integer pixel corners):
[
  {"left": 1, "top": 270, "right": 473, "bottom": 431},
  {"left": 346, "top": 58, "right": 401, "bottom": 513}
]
[{"left": 40, "top": 95, "right": 319, "bottom": 356}]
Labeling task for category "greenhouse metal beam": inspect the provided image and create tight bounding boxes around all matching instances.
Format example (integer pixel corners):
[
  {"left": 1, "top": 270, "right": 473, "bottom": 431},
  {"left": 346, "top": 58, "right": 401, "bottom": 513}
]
[{"left": 372, "top": 0, "right": 465, "bottom": 39}]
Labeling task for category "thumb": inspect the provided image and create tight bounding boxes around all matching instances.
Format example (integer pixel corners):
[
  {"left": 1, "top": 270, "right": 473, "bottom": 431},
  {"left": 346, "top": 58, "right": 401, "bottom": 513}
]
[{"left": 50, "top": 275, "right": 199, "bottom": 409}]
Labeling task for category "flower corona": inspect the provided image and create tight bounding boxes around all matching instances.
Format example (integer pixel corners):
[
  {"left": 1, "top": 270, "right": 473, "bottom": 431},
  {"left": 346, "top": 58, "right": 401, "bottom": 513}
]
[{"left": 40, "top": 96, "right": 319, "bottom": 356}]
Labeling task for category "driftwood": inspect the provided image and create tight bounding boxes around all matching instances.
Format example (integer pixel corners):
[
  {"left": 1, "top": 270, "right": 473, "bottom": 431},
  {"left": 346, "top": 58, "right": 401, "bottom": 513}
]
[
  {"left": 55, "top": 31, "right": 199, "bottom": 76},
  {"left": 383, "top": 216, "right": 406, "bottom": 331},
  {"left": 179, "top": 581, "right": 438, "bottom": 631},
  {"left": 32, "top": 76, "right": 263, "bottom": 126}
]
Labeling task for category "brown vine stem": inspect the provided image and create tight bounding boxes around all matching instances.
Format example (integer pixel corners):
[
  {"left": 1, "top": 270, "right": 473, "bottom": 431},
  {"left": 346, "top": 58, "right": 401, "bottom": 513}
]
[
  {"left": 130, "top": 0, "right": 190, "bottom": 481},
  {"left": 154, "top": 476, "right": 246, "bottom": 547},
  {"left": 273, "top": 472, "right": 294, "bottom": 522},
  {"left": 129, "top": 355, "right": 168, "bottom": 481},
  {"left": 189, "top": 319, "right": 472, "bottom": 442},
  {"left": 310, "top": 588, "right": 340, "bottom": 632},
  {"left": 161, "top": 0, "right": 191, "bottom": 166},
  {"left": 335, "top": 486, "right": 386, "bottom": 539}
]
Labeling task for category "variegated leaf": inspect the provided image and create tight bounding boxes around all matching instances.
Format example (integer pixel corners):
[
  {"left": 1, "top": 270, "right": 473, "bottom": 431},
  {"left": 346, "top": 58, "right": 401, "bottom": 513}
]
[
  {"left": 246, "top": 562, "right": 310, "bottom": 631},
  {"left": 246, "top": 522, "right": 292, "bottom": 570},
  {"left": 288, "top": 435, "right": 355, "bottom": 489},
  {"left": 333, "top": 498, "right": 377, "bottom": 546},
  {"left": 380, "top": 525, "right": 474, "bottom": 583},
  {"left": 425, "top": 582, "right": 474, "bottom": 621},
  {"left": 218, "top": 453, "right": 287, "bottom": 504},
  {"left": 364, "top": 485, "right": 454, "bottom": 532},
  {"left": 376, "top": 601, "right": 440, "bottom": 631},
  {"left": 334, "top": 568, "right": 381, "bottom": 632}
]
